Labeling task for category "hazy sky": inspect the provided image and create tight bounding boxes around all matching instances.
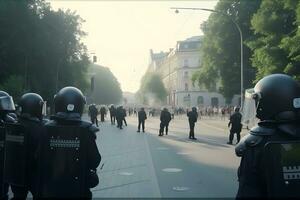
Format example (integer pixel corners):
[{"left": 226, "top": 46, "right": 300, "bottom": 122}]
[{"left": 48, "top": 0, "right": 218, "bottom": 93}]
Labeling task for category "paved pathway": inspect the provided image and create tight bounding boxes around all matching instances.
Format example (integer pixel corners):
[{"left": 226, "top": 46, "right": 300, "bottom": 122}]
[{"left": 92, "top": 115, "right": 242, "bottom": 198}]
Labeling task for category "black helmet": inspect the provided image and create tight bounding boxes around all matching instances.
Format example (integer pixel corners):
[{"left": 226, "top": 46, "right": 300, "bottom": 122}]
[
  {"left": 0, "top": 91, "right": 15, "bottom": 112},
  {"left": 19, "top": 93, "right": 44, "bottom": 119},
  {"left": 192, "top": 107, "right": 197, "bottom": 112},
  {"left": 252, "top": 74, "right": 300, "bottom": 120},
  {"left": 54, "top": 87, "right": 86, "bottom": 116},
  {"left": 234, "top": 106, "right": 240, "bottom": 112}
]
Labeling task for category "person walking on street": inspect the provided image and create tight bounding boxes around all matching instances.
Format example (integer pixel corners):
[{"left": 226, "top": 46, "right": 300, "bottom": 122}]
[
  {"left": 187, "top": 107, "right": 198, "bottom": 140},
  {"left": 116, "top": 106, "right": 125, "bottom": 129},
  {"left": 159, "top": 108, "right": 172, "bottom": 136},
  {"left": 137, "top": 107, "right": 147, "bottom": 132},
  {"left": 100, "top": 106, "right": 106, "bottom": 122},
  {"left": 227, "top": 106, "right": 242, "bottom": 145},
  {"left": 109, "top": 105, "right": 116, "bottom": 125},
  {"left": 88, "top": 104, "right": 98, "bottom": 127}
]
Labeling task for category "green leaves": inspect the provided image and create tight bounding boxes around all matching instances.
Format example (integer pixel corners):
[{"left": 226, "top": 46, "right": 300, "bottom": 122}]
[
  {"left": 0, "top": 0, "right": 90, "bottom": 103},
  {"left": 193, "top": 0, "right": 260, "bottom": 102}
]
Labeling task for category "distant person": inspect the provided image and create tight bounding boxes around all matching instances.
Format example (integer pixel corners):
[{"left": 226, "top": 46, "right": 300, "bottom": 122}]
[
  {"left": 116, "top": 106, "right": 125, "bottom": 129},
  {"left": 109, "top": 105, "right": 116, "bottom": 125},
  {"left": 100, "top": 106, "right": 106, "bottom": 122},
  {"left": 137, "top": 108, "right": 147, "bottom": 132},
  {"left": 159, "top": 108, "right": 172, "bottom": 136},
  {"left": 88, "top": 104, "right": 98, "bottom": 127},
  {"left": 187, "top": 107, "right": 198, "bottom": 140},
  {"left": 227, "top": 106, "right": 242, "bottom": 145}
]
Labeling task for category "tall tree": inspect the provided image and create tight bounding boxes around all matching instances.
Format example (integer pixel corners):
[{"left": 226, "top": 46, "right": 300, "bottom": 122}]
[
  {"left": 0, "top": 0, "right": 90, "bottom": 103},
  {"left": 90, "top": 65, "right": 122, "bottom": 105},
  {"left": 137, "top": 73, "right": 167, "bottom": 105},
  {"left": 192, "top": 0, "right": 261, "bottom": 103},
  {"left": 248, "top": 0, "right": 299, "bottom": 81}
]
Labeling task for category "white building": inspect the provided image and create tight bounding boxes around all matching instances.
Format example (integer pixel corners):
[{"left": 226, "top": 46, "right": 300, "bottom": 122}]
[{"left": 148, "top": 36, "right": 239, "bottom": 107}]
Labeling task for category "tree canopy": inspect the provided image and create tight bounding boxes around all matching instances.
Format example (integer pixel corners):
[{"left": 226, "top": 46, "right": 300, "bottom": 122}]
[
  {"left": 247, "top": 0, "right": 300, "bottom": 81},
  {"left": 192, "top": 0, "right": 261, "bottom": 103},
  {"left": 90, "top": 64, "right": 122, "bottom": 105},
  {"left": 0, "top": 0, "right": 89, "bottom": 103},
  {"left": 136, "top": 73, "right": 167, "bottom": 105},
  {"left": 193, "top": 0, "right": 300, "bottom": 103}
]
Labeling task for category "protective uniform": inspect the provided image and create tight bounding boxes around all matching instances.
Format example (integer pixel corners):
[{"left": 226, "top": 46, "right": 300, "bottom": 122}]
[
  {"left": 109, "top": 105, "right": 116, "bottom": 125},
  {"left": 159, "top": 108, "right": 171, "bottom": 136},
  {"left": 5, "top": 93, "right": 46, "bottom": 200},
  {"left": 37, "top": 87, "right": 101, "bottom": 198},
  {"left": 88, "top": 104, "right": 98, "bottom": 127},
  {"left": 235, "top": 74, "right": 300, "bottom": 198},
  {"left": 0, "top": 91, "right": 16, "bottom": 200},
  {"left": 227, "top": 107, "right": 242, "bottom": 144},
  {"left": 187, "top": 107, "right": 198, "bottom": 139},
  {"left": 100, "top": 106, "right": 106, "bottom": 122},
  {"left": 137, "top": 108, "right": 147, "bottom": 132},
  {"left": 116, "top": 106, "right": 125, "bottom": 129}
]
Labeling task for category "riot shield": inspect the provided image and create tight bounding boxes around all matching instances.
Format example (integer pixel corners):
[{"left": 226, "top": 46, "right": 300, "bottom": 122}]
[
  {"left": 264, "top": 141, "right": 300, "bottom": 198},
  {"left": 37, "top": 124, "right": 88, "bottom": 198},
  {"left": 4, "top": 123, "right": 28, "bottom": 186}
]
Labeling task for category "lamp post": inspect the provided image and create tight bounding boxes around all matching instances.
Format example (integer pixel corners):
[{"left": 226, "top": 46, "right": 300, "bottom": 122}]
[{"left": 171, "top": 7, "right": 244, "bottom": 107}]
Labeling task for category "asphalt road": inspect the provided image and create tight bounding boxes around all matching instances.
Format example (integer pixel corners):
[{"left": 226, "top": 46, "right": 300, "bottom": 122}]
[{"left": 91, "top": 114, "right": 242, "bottom": 198}]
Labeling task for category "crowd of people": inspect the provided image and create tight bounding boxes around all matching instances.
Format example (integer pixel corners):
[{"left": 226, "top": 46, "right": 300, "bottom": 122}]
[{"left": 1, "top": 74, "right": 300, "bottom": 198}]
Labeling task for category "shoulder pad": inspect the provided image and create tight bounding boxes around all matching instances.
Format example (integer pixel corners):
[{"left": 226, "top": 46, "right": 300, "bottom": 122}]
[
  {"left": 250, "top": 125, "right": 276, "bottom": 136},
  {"left": 79, "top": 121, "right": 99, "bottom": 133},
  {"left": 89, "top": 125, "right": 99, "bottom": 133},
  {"left": 44, "top": 120, "right": 57, "bottom": 127},
  {"left": 235, "top": 134, "right": 264, "bottom": 157},
  {"left": 79, "top": 120, "right": 92, "bottom": 128}
]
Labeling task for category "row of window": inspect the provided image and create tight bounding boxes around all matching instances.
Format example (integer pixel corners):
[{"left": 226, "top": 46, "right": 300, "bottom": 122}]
[{"left": 183, "top": 96, "right": 219, "bottom": 106}]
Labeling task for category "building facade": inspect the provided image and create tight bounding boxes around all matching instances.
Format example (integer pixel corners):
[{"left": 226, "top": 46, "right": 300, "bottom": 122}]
[{"left": 148, "top": 36, "right": 240, "bottom": 108}]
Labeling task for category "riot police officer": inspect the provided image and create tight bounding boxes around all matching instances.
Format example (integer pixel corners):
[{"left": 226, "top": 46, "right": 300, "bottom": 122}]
[
  {"left": 37, "top": 87, "right": 101, "bottom": 198},
  {"left": 187, "top": 107, "right": 198, "bottom": 140},
  {"left": 0, "top": 91, "right": 16, "bottom": 200},
  {"left": 137, "top": 107, "right": 147, "bottom": 133},
  {"left": 227, "top": 106, "right": 242, "bottom": 145},
  {"left": 88, "top": 104, "right": 98, "bottom": 127},
  {"left": 6, "top": 93, "right": 46, "bottom": 199},
  {"left": 109, "top": 105, "right": 116, "bottom": 125},
  {"left": 235, "top": 74, "right": 300, "bottom": 198},
  {"left": 116, "top": 106, "right": 125, "bottom": 129},
  {"left": 100, "top": 106, "right": 106, "bottom": 122},
  {"left": 159, "top": 108, "right": 171, "bottom": 136}
]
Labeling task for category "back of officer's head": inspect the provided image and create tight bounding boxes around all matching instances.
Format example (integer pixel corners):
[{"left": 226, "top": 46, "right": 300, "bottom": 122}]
[
  {"left": 54, "top": 87, "right": 86, "bottom": 116},
  {"left": 252, "top": 74, "right": 300, "bottom": 121},
  {"left": 234, "top": 106, "right": 240, "bottom": 112},
  {"left": 0, "top": 91, "right": 15, "bottom": 113},
  {"left": 19, "top": 93, "right": 44, "bottom": 119},
  {"left": 192, "top": 107, "right": 197, "bottom": 112}
]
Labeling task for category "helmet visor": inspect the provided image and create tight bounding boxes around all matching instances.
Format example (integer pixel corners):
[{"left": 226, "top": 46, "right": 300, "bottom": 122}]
[{"left": 0, "top": 96, "right": 15, "bottom": 111}]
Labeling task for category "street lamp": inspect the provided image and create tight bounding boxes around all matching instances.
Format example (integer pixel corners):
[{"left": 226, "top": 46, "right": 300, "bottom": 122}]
[{"left": 171, "top": 7, "right": 244, "bottom": 107}]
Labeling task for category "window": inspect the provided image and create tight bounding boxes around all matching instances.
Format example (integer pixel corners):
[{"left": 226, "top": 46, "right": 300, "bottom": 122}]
[
  {"left": 185, "top": 83, "right": 188, "bottom": 91},
  {"left": 184, "top": 71, "right": 188, "bottom": 78},
  {"left": 211, "top": 97, "right": 219, "bottom": 107},
  {"left": 197, "top": 96, "right": 204, "bottom": 105},
  {"left": 183, "top": 59, "right": 189, "bottom": 67}
]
